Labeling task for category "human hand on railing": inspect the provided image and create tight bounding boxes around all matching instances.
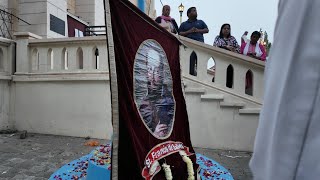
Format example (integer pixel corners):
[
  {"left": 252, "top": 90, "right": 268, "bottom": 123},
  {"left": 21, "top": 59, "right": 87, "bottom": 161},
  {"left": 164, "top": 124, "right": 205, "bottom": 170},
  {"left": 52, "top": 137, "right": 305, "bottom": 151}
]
[{"left": 226, "top": 45, "right": 235, "bottom": 52}]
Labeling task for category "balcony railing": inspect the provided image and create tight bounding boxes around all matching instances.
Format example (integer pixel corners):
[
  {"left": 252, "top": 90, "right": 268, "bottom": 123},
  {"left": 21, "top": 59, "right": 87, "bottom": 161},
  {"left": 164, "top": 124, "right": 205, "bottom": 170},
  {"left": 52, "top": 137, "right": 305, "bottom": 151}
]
[
  {"left": 178, "top": 36, "right": 265, "bottom": 104},
  {"left": 84, "top": 26, "right": 106, "bottom": 36},
  {"left": 13, "top": 32, "right": 265, "bottom": 103}
]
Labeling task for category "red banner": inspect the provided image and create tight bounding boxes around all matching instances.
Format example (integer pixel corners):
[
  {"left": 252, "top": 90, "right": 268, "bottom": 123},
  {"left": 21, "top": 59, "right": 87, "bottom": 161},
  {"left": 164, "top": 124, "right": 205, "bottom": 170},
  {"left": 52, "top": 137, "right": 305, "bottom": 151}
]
[{"left": 109, "top": 0, "right": 199, "bottom": 179}]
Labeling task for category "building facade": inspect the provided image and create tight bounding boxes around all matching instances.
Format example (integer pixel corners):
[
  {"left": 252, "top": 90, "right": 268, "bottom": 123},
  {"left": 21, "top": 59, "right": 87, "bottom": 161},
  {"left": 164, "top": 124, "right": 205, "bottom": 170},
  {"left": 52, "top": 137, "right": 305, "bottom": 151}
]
[
  {"left": 0, "top": 0, "right": 105, "bottom": 39},
  {"left": 0, "top": 0, "right": 156, "bottom": 39}
]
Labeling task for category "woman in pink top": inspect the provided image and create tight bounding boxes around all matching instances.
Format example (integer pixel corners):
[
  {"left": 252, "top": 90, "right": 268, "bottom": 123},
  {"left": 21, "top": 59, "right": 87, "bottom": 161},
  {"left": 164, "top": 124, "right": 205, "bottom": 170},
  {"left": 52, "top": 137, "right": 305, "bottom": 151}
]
[{"left": 240, "top": 31, "right": 266, "bottom": 61}]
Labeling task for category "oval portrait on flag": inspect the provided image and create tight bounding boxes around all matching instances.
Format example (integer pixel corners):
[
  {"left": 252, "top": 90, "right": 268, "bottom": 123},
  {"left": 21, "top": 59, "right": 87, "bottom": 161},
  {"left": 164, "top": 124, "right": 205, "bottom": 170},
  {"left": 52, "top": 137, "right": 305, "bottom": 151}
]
[{"left": 134, "top": 39, "right": 176, "bottom": 139}]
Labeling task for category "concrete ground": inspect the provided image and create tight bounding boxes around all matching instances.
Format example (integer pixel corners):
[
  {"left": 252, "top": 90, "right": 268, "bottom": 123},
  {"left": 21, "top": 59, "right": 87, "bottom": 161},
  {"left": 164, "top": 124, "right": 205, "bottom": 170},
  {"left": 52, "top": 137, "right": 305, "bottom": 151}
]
[{"left": 0, "top": 132, "right": 252, "bottom": 180}]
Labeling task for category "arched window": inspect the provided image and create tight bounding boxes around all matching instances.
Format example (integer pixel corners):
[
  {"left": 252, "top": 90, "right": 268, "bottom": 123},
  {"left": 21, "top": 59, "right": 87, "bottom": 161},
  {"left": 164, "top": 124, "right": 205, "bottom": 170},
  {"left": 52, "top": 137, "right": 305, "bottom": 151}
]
[
  {"left": 76, "top": 47, "right": 83, "bottom": 69},
  {"left": 245, "top": 70, "right": 253, "bottom": 96},
  {"left": 32, "top": 48, "right": 39, "bottom": 71},
  {"left": 62, "top": 48, "right": 68, "bottom": 70},
  {"left": 207, "top": 57, "right": 215, "bottom": 82},
  {"left": 190, "top": 51, "right": 197, "bottom": 76},
  {"left": 0, "top": 48, "right": 3, "bottom": 71},
  {"left": 226, "top": 64, "right": 234, "bottom": 88},
  {"left": 93, "top": 47, "right": 99, "bottom": 69},
  {"left": 47, "top": 48, "right": 54, "bottom": 70}
]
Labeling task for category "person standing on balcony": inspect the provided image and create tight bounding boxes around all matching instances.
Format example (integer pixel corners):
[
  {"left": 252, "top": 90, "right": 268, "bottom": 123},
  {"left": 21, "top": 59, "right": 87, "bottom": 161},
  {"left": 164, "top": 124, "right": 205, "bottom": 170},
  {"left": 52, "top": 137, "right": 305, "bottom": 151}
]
[
  {"left": 241, "top": 31, "right": 249, "bottom": 44},
  {"left": 250, "top": 0, "right": 320, "bottom": 179},
  {"left": 240, "top": 31, "right": 266, "bottom": 61},
  {"left": 155, "top": 5, "right": 179, "bottom": 34},
  {"left": 213, "top": 23, "right": 240, "bottom": 53},
  {"left": 178, "top": 7, "right": 209, "bottom": 42}
]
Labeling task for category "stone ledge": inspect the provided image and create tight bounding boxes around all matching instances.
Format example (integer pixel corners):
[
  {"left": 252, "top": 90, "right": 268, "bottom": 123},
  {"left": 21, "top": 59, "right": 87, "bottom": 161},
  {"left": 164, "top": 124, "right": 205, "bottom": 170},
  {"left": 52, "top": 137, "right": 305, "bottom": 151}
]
[
  {"left": 184, "top": 88, "right": 206, "bottom": 94},
  {"left": 0, "top": 75, "right": 12, "bottom": 80},
  {"left": 201, "top": 94, "right": 224, "bottom": 101},
  {"left": 14, "top": 32, "right": 42, "bottom": 40},
  {"left": 12, "top": 72, "right": 109, "bottom": 82},
  {"left": 220, "top": 102, "right": 245, "bottom": 108},
  {"left": 239, "top": 108, "right": 261, "bottom": 115}
]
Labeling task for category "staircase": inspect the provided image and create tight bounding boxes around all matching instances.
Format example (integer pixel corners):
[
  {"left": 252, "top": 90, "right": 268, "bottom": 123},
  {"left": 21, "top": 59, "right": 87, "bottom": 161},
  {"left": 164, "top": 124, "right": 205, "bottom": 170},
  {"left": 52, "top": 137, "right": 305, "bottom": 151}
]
[
  {"left": 184, "top": 80, "right": 260, "bottom": 152},
  {"left": 176, "top": 36, "right": 264, "bottom": 152}
]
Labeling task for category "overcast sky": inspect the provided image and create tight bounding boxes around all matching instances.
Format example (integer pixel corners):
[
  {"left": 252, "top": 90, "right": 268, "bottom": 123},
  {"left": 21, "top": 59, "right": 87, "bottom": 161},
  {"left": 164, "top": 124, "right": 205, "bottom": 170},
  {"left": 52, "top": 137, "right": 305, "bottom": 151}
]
[{"left": 155, "top": 0, "right": 279, "bottom": 45}]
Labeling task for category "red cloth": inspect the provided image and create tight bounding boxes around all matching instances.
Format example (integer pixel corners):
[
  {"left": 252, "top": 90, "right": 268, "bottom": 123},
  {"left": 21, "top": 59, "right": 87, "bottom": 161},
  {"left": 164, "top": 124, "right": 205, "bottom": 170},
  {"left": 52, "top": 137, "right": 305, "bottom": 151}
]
[
  {"left": 67, "top": 15, "right": 86, "bottom": 37},
  {"left": 109, "top": 0, "right": 198, "bottom": 179}
]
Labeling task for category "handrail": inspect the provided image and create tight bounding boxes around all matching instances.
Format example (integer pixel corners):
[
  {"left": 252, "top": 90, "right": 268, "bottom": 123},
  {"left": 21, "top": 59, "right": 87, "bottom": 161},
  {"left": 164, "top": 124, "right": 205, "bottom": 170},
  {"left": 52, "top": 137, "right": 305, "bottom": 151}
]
[
  {"left": 28, "top": 36, "right": 106, "bottom": 46},
  {"left": 176, "top": 35, "right": 265, "bottom": 69}
]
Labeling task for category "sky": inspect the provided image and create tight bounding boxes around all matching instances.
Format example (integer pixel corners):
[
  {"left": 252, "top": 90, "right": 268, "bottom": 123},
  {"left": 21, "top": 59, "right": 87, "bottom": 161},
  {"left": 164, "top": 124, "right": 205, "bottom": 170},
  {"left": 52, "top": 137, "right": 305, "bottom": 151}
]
[{"left": 154, "top": 0, "right": 279, "bottom": 46}]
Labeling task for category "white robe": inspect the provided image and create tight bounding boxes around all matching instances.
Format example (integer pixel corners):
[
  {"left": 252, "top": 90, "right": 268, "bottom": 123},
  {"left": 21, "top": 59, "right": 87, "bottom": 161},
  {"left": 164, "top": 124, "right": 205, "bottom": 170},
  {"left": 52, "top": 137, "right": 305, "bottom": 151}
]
[{"left": 250, "top": 0, "right": 320, "bottom": 179}]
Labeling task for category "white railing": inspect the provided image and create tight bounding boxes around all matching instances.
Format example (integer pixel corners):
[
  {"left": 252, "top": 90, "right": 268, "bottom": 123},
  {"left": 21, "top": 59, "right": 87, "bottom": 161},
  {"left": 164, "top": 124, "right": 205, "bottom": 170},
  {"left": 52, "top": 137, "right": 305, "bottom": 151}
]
[
  {"left": 14, "top": 32, "right": 109, "bottom": 81},
  {"left": 0, "top": 37, "right": 15, "bottom": 80},
  {"left": 179, "top": 36, "right": 265, "bottom": 104},
  {"left": 0, "top": 37, "right": 15, "bottom": 130},
  {"left": 12, "top": 33, "right": 112, "bottom": 139}
]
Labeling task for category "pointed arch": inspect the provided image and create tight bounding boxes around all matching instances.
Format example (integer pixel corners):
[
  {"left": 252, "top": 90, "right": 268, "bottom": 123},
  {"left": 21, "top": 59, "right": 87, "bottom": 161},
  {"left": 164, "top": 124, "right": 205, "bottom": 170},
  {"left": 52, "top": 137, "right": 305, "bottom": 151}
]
[
  {"left": 62, "top": 48, "right": 68, "bottom": 70},
  {"left": 32, "top": 48, "right": 39, "bottom": 71},
  {"left": 207, "top": 57, "right": 215, "bottom": 82},
  {"left": 76, "top": 47, "right": 84, "bottom": 69},
  {"left": 245, "top": 69, "right": 254, "bottom": 96},
  {"left": 190, "top": 51, "right": 197, "bottom": 76},
  {"left": 93, "top": 47, "right": 99, "bottom": 69},
  {"left": 47, "top": 48, "right": 54, "bottom": 70},
  {"left": 226, "top": 64, "right": 234, "bottom": 88}
]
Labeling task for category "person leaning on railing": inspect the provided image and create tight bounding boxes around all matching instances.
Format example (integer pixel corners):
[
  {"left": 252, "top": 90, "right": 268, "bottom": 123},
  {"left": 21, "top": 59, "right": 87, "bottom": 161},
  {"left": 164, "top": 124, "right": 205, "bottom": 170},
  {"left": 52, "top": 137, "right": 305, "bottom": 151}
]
[
  {"left": 155, "top": 5, "right": 179, "bottom": 34},
  {"left": 240, "top": 31, "right": 266, "bottom": 61},
  {"left": 213, "top": 23, "right": 240, "bottom": 53}
]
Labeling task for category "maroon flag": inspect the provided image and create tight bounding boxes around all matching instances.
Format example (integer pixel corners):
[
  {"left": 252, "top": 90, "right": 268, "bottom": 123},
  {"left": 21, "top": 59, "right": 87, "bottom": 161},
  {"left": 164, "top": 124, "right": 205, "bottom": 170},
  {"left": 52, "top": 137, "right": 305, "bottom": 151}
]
[{"left": 107, "top": 0, "right": 199, "bottom": 179}]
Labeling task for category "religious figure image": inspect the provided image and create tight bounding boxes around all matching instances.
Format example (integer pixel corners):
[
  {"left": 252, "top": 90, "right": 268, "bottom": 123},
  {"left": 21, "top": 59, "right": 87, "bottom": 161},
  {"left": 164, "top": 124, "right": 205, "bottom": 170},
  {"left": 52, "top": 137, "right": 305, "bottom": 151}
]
[{"left": 134, "top": 39, "right": 175, "bottom": 139}]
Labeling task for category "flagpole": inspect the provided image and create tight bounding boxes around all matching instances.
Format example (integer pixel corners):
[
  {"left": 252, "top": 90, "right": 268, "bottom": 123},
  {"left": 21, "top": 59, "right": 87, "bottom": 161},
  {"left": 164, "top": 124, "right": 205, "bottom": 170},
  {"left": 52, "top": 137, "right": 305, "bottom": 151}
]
[{"left": 103, "top": 0, "right": 119, "bottom": 179}]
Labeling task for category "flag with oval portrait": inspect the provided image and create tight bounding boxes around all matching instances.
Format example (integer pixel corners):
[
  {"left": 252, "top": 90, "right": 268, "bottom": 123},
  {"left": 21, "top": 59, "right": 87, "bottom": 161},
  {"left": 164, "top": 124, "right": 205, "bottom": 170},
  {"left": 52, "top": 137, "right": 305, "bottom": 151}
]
[{"left": 108, "top": 0, "right": 198, "bottom": 179}]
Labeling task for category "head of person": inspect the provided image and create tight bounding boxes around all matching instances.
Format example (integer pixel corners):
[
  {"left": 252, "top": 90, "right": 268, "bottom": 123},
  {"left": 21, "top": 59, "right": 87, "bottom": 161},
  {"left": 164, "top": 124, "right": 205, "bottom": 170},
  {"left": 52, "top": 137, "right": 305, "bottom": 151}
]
[
  {"left": 219, "top": 24, "right": 231, "bottom": 38},
  {"left": 250, "top": 31, "right": 261, "bottom": 44},
  {"left": 187, "top": 7, "right": 197, "bottom": 19},
  {"left": 162, "top": 5, "right": 171, "bottom": 17}
]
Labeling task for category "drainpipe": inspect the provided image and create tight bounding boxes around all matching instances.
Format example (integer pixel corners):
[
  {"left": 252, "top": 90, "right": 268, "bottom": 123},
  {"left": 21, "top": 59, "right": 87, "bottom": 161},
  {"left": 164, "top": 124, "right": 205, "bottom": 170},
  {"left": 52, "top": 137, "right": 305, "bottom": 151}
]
[{"left": 138, "top": 0, "right": 145, "bottom": 13}]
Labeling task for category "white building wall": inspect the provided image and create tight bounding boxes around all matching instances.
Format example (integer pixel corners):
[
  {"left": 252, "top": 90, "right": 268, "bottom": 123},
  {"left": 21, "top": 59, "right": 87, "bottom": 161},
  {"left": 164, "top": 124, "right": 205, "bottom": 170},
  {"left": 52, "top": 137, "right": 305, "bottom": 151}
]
[
  {"left": 14, "top": 81, "right": 112, "bottom": 139},
  {"left": 0, "top": 38, "right": 15, "bottom": 130},
  {"left": 0, "top": 80, "right": 11, "bottom": 130},
  {"left": 47, "top": 0, "right": 68, "bottom": 38},
  {"left": 18, "top": 0, "right": 48, "bottom": 37},
  {"left": 75, "top": 0, "right": 95, "bottom": 26},
  {"left": 94, "top": 0, "right": 105, "bottom": 26}
]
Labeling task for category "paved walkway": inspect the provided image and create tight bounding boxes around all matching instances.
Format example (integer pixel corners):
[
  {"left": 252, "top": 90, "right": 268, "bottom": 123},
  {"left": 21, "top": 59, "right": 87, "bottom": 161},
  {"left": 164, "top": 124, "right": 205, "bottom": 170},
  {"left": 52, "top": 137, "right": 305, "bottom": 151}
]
[{"left": 0, "top": 133, "right": 252, "bottom": 180}]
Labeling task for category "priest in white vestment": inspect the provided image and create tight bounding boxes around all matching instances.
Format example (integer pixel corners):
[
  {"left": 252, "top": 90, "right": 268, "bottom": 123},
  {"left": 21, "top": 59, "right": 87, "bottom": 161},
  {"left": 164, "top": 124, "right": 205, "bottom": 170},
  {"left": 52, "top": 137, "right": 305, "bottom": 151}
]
[{"left": 250, "top": 0, "right": 320, "bottom": 179}]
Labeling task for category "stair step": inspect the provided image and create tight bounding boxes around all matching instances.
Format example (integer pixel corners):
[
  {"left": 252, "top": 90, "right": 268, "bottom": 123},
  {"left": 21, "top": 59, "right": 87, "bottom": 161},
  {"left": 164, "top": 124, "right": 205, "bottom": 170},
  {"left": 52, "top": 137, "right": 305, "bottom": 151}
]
[
  {"left": 185, "top": 88, "right": 206, "bottom": 94},
  {"left": 201, "top": 94, "right": 224, "bottom": 101},
  {"left": 239, "top": 108, "right": 261, "bottom": 115},
  {"left": 220, "top": 102, "right": 245, "bottom": 108}
]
